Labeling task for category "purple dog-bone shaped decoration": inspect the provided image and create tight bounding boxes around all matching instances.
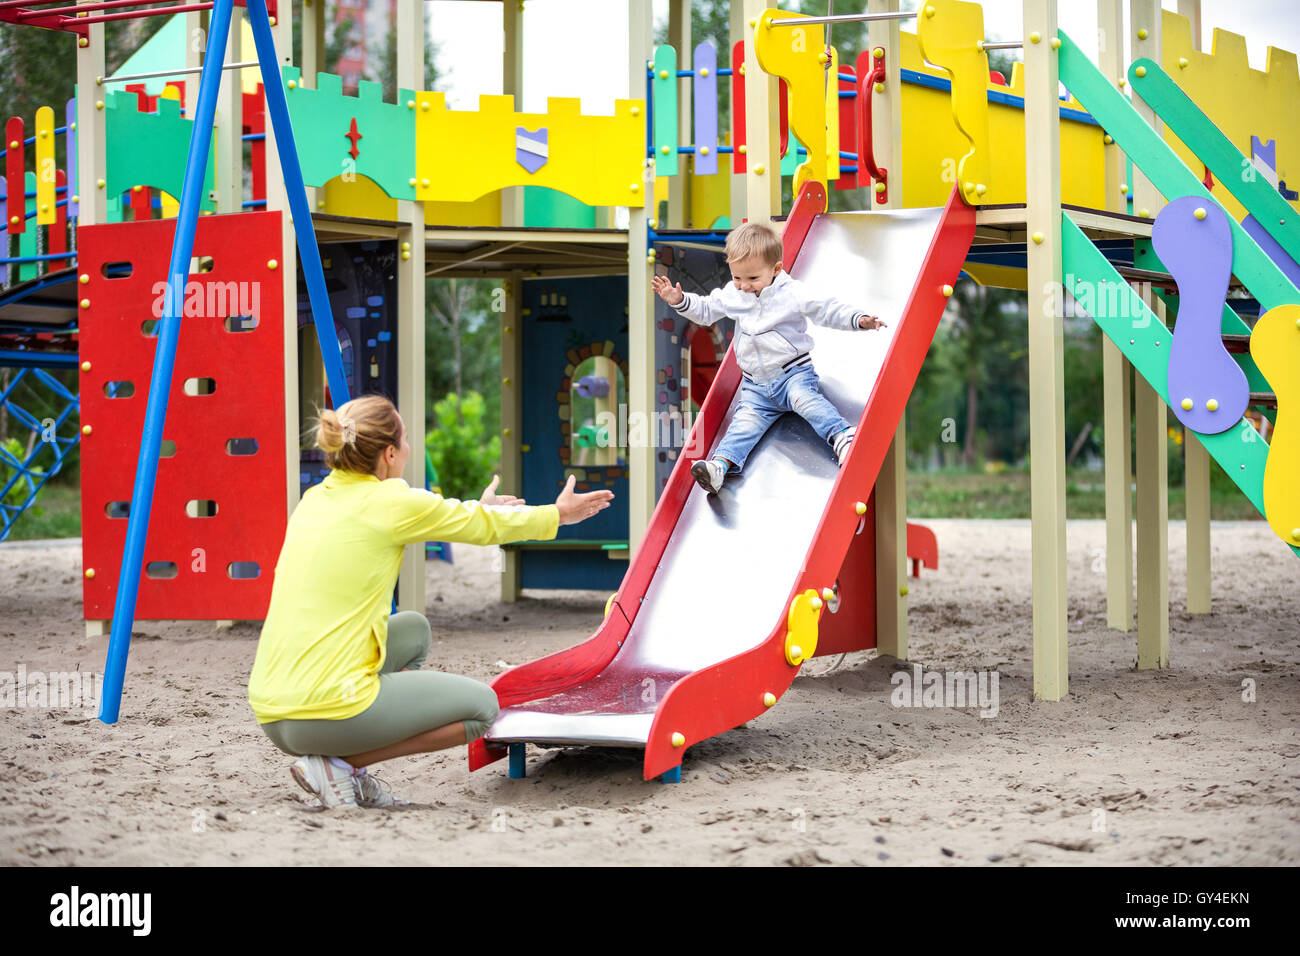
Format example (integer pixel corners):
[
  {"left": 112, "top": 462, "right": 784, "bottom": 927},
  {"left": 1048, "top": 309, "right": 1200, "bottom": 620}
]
[
  {"left": 1151, "top": 196, "right": 1250, "bottom": 434},
  {"left": 515, "top": 127, "right": 549, "bottom": 174},
  {"left": 575, "top": 375, "right": 611, "bottom": 399}
]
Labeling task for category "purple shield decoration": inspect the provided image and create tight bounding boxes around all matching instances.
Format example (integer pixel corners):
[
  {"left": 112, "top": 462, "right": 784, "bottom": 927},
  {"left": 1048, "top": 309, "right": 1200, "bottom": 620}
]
[{"left": 516, "top": 127, "right": 549, "bottom": 174}]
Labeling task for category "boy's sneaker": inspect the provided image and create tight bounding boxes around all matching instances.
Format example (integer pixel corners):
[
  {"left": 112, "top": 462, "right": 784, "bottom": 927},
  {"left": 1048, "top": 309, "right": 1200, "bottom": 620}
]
[
  {"left": 352, "top": 767, "right": 407, "bottom": 808},
  {"left": 691, "top": 458, "right": 726, "bottom": 494},
  {"left": 290, "top": 754, "right": 357, "bottom": 808},
  {"left": 832, "top": 426, "right": 856, "bottom": 466}
]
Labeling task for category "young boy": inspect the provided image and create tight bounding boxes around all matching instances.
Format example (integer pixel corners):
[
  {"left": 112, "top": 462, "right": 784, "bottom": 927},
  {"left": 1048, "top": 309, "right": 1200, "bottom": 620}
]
[{"left": 652, "top": 221, "right": 886, "bottom": 494}]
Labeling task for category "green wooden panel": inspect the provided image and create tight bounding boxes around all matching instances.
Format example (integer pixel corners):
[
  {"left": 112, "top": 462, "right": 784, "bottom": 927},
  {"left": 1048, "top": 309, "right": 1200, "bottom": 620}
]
[
  {"left": 653, "top": 45, "right": 678, "bottom": 177},
  {"left": 280, "top": 67, "right": 416, "bottom": 200},
  {"left": 1129, "top": 57, "right": 1300, "bottom": 267},
  {"left": 102, "top": 89, "right": 215, "bottom": 216},
  {"left": 17, "top": 172, "right": 37, "bottom": 281},
  {"left": 1064, "top": 214, "right": 1296, "bottom": 557},
  {"left": 523, "top": 185, "right": 596, "bottom": 228},
  {"left": 1058, "top": 31, "right": 1299, "bottom": 311}
]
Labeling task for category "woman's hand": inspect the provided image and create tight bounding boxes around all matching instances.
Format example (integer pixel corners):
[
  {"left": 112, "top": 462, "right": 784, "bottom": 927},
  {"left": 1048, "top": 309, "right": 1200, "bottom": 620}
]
[
  {"left": 480, "top": 474, "right": 525, "bottom": 507},
  {"left": 652, "top": 275, "right": 685, "bottom": 306},
  {"left": 555, "top": 474, "right": 615, "bottom": 526},
  {"left": 857, "top": 314, "right": 887, "bottom": 330}
]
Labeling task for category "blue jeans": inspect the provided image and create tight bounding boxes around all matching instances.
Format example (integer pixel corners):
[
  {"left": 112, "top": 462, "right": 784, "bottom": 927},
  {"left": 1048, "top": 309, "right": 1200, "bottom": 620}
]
[{"left": 713, "top": 364, "right": 852, "bottom": 473}]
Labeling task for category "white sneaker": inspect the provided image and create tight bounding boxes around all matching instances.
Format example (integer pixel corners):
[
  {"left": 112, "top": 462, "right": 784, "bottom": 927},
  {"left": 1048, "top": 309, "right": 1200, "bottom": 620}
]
[
  {"left": 832, "top": 426, "right": 856, "bottom": 466},
  {"left": 290, "top": 754, "right": 357, "bottom": 808},
  {"left": 352, "top": 767, "right": 407, "bottom": 808},
  {"left": 691, "top": 458, "right": 726, "bottom": 494}
]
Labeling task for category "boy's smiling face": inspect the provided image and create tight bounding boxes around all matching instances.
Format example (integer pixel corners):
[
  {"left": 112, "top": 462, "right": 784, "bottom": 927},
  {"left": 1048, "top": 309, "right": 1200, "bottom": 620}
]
[{"left": 729, "top": 254, "right": 782, "bottom": 296}]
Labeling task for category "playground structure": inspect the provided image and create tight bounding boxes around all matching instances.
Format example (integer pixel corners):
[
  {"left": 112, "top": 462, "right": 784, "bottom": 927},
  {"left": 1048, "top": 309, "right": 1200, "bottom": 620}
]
[{"left": 0, "top": 1, "right": 1293, "bottom": 780}]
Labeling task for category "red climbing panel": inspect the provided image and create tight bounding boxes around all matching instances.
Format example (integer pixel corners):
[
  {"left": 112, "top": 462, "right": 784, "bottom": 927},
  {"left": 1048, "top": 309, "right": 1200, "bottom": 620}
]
[{"left": 78, "top": 211, "right": 287, "bottom": 621}]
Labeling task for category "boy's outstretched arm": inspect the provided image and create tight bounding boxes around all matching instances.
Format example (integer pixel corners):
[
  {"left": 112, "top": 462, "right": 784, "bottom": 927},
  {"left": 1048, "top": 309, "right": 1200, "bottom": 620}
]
[
  {"left": 792, "top": 278, "right": 887, "bottom": 331},
  {"left": 652, "top": 274, "right": 730, "bottom": 327}
]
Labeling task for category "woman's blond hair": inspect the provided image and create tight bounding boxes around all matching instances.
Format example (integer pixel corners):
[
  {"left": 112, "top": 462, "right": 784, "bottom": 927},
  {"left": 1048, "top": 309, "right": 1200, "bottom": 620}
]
[
  {"left": 724, "top": 221, "right": 783, "bottom": 266},
  {"left": 313, "top": 394, "right": 403, "bottom": 475}
]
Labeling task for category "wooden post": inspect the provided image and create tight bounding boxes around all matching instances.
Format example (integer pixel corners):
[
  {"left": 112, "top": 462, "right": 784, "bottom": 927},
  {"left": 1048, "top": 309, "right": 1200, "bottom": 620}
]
[
  {"left": 395, "top": 0, "right": 427, "bottom": 614},
  {"left": 1130, "top": 0, "right": 1170, "bottom": 665},
  {"left": 1178, "top": 0, "right": 1210, "bottom": 614},
  {"left": 214, "top": 6, "right": 244, "bottom": 214},
  {"left": 76, "top": 4, "right": 107, "bottom": 226},
  {"left": 502, "top": 0, "right": 525, "bottom": 227},
  {"left": 500, "top": 271, "right": 523, "bottom": 602},
  {"left": 1097, "top": 0, "right": 1133, "bottom": 631},
  {"left": 743, "top": 0, "right": 781, "bottom": 221},
  {"left": 867, "top": 0, "right": 908, "bottom": 660},
  {"left": 628, "top": 0, "right": 657, "bottom": 557},
  {"left": 669, "top": 0, "right": 692, "bottom": 228},
  {"left": 727, "top": 0, "right": 747, "bottom": 226},
  {"left": 1023, "top": 0, "right": 1068, "bottom": 701},
  {"left": 256, "top": 3, "right": 300, "bottom": 531}
]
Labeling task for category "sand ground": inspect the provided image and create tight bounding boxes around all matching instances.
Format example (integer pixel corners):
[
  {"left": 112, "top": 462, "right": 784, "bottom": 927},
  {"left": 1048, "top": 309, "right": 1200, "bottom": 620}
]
[{"left": 1, "top": 519, "right": 1297, "bottom": 866}]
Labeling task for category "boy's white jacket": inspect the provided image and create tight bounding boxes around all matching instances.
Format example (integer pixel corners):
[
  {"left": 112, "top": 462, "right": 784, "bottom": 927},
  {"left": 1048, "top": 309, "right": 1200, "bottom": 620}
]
[{"left": 671, "top": 270, "right": 867, "bottom": 384}]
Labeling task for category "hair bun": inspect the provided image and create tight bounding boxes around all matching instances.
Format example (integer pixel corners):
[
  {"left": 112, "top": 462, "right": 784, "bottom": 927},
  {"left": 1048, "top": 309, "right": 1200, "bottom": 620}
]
[{"left": 317, "top": 408, "right": 345, "bottom": 454}]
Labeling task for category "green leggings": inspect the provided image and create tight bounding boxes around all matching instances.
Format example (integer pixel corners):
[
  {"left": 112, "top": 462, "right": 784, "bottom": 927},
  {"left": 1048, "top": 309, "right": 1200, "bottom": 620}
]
[{"left": 259, "top": 611, "right": 500, "bottom": 758}]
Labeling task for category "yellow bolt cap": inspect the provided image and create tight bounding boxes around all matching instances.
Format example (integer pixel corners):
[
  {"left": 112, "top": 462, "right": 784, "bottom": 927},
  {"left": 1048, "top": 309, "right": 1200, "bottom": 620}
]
[
  {"left": 97, "top": 178, "right": 106, "bottom": 188},
  {"left": 1117, "top": 78, "right": 1125, "bottom": 87},
  {"left": 1137, "top": 28, "right": 1149, "bottom": 40},
  {"left": 789, "top": 644, "right": 802, "bottom": 661},
  {"left": 671, "top": 732, "right": 685, "bottom": 747},
  {"left": 855, "top": 501, "right": 867, "bottom": 515},
  {"left": 267, "top": 259, "right": 278, "bottom": 270},
  {"left": 401, "top": 251, "right": 410, "bottom": 260},
  {"left": 409, "top": 177, "right": 417, "bottom": 186},
  {"left": 407, "top": 100, "right": 415, "bottom": 109},
  {"left": 1194, "top": 207, "right": 1207, "bottom": 220},
  {"left": 754, "top": 164, "right": 765, "bottom": 175},
  {"left": 700, "top": 146, "right": 710, "bottom": 156},
  {"left": 1031, "top": 232, "right": 1044, "bottom": 244},
  {"left": 900, "top": 585, "right": 909, "bottom": 596},
  {"left": 874, "top": 81, "right": 885, "bottom": 94},
  {"left": 81, "top": 424, "right": 92, "bottom": 435},
  {"left": 1181, "top": 397, "right": 1194, "bottom": 410},
  {"left": 630, "top": 106, "right": 641, "bottom": 116},
  {"left": 85, "top": 568, "right": 95, "bottom": 578},
  {"left": 818, "top": 53, "right": 829, "bottom": 64},
  {"left": 79, "top": 274, "right": 89, "bottom": 284},
  {"left": 924, "top": 5, "right": 935, "bottom": 17},
  {"left": 1178, "top": 58, "right": 1189, "bottom": 69},
  {"left": 1120, "top": 183, "right": 1128, "bottom": 194},
  {"left": 1103, "top": 134, "right": 1113, "bottom": 145},
  {"left": 975, "top": 183, "right": 986, "bottom": 196},
  {"left": 763, "top": 692, "right": 776, "bottom": 707},
  {"left": 1029, "top": 32, "right": 1041, "bottom": 44},
  {"left": 821, "top": 587, "right": 834, "bottom": 600},
  {"left": 1135, "top": 66, "right": 1147, "bottom": 78},
  {"left": 1292, "top": 529, "right": 1300, "bottom": 542},
  {"left": 287, "top": 80, "right": 297, "bottom": 90},
  {"left": 700, "top": 67, "right": 709, "bottom": 78},
  {"left": 1206, "top": 398, "right": 1219, "bottom": 412},
  {"left": 941, "top": 284, "right": 953, "bottom": 296},
  {"left": 874, "top": 48, "right": 885, "bottom": 59},
  {"left": 1050, "top": 37, "right": 1061, "bottom": 50},
  {"left": 874, "top": 182, "right": 885, "bottom": 194},
  {"left": 80, "top": 298, "right": 90, "bottom": 309},
  {"left": 738, "top": 144, "right": 747, "bottom": 154},
  {"left": 659, "top": 70, "right": 669, "bottom": 80},
  {"left": 81, "top": 361, "right": 91, "bottom": 372},
  {"left": 630, "top": 183, "right": 640, "bottom": 192},
  {"left": 1138, "top": 208, "right": 1150, "bottom": 218},
  {"left": 811, "top": 597, "right": 823, "bottom": 610}
]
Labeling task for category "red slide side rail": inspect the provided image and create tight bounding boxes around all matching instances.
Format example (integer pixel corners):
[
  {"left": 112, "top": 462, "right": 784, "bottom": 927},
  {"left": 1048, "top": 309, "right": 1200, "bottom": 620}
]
[
  {"left": 642, "top": 184, "right": 974, "bottom": 779},
  {"left": 468, "top": 184, "right": 829, "bottom": 774}
]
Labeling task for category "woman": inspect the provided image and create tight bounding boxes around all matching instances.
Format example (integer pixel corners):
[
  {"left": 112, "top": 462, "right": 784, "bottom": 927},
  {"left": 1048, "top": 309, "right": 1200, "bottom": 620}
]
[{"left": 247, "top": 394, "right": 613, "bottom": 808}]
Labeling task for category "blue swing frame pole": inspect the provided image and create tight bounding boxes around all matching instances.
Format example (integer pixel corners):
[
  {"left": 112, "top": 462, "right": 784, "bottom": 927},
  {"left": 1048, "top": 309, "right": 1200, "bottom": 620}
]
[
  {"left": 98, "top": 0, "right": 236, "bottom": 724},
  {"left": 245, "top": 0, "right": 352, "bottom": 405}
]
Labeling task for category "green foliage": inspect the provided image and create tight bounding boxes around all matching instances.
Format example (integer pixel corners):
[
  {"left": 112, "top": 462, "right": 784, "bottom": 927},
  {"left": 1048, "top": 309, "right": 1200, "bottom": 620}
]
[
  {"left": 426, "top": 278, "right": 501, "bottom": 440},
  {"left": 1, "top": 437, "right": 43, "bottom": 512},
  {"left": 424, "top": 391, "right": 500, "bottom": 501}
]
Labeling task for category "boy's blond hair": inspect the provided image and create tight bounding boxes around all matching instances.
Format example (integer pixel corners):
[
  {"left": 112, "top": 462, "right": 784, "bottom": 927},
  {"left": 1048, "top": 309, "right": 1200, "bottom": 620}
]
[{"left": 724, "top": 222, "right": 783, "bottom": 266}]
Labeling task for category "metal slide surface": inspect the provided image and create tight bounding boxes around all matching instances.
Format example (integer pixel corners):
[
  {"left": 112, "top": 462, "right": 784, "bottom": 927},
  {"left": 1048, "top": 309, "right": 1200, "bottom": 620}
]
[{"left": 486, "top": 206, "right": 949, "bottom": 748}]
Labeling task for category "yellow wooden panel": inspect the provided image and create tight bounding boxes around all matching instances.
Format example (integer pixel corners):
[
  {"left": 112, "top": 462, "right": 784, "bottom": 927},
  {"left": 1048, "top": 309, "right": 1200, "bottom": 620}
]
[
  {"left": 962, "top": 262, "right": 1028, "bottom": 290},
  {"left": 689, "top": 157, "right": 731, "bottom": 227},
  {"left": 426, "top": 191, "right": 502, "bottom": 228},
  {"left": 1160, "top": 9, "right": 1300, "bottom": 227},
  {"left": 413, "top": 93, "right": 645, "bottom": 207},
  {"left": 897, "top": 31, "right": 1103, "bottom": 209},
  {"left": 1249, "top": 304, "right": 1300, "bottom": 547},
  {"left": 322, "top": 174, "right": 398, "bottom": 220},
  {"left": 34, "top": 106, "right": 56, "bottom": 225},
  {"left": 916, "top": 0, "right": 991, "bottom": 203},
  {"left": 754, "top": 9, "right": 833, "bottom": 193}
]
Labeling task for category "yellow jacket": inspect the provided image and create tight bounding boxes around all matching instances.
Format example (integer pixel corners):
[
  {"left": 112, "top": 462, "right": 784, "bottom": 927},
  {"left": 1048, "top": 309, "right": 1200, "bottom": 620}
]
[{"left": 248, "top": 468, "right": 558, "bottom": 723}]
